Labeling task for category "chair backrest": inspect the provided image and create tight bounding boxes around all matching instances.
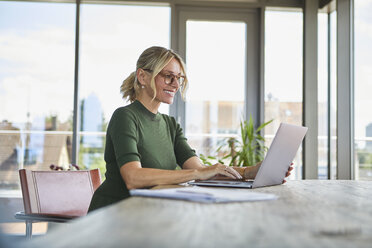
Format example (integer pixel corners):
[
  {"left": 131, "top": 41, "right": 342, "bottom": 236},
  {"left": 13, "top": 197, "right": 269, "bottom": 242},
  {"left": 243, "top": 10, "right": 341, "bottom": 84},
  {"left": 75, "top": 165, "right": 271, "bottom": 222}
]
[{"left": 19, "top": 169, "right": 101, "bottom": 218}]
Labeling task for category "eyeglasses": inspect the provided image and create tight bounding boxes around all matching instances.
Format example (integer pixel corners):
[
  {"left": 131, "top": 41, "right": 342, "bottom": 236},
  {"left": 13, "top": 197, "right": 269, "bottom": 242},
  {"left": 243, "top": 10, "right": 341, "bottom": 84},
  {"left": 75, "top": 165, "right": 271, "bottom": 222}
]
[{"left": 143, "top": 69, "right": 186, "bottom": 87}]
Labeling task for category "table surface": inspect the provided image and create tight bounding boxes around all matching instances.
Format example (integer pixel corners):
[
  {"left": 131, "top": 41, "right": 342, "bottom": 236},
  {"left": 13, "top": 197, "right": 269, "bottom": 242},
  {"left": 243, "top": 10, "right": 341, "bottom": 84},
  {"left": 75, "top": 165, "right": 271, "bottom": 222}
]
[{"left": 29, "top": 180, "right": 372, "bottom": 248}]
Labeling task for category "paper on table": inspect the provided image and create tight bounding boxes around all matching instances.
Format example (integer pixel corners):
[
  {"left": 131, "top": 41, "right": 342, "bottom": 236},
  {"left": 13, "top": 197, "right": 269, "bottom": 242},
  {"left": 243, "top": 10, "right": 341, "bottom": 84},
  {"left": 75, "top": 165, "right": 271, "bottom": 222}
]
[{"left": 130, "top": 186, "right": 278, "bottom": 203}]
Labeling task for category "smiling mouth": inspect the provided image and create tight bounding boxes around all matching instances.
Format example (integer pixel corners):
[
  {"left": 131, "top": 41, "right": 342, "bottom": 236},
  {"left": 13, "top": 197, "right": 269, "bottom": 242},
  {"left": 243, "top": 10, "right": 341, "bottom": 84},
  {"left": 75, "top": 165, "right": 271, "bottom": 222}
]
[{"left": 164, "top": 90, "right": 175, "bottom": 96}]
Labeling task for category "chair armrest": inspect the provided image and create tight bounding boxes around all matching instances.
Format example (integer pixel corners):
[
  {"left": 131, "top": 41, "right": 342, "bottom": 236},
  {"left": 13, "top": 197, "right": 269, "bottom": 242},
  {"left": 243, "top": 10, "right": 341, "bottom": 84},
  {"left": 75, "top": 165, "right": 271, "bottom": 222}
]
[{"left": 14, "top": 211, "right": 75, "bottom": 223}]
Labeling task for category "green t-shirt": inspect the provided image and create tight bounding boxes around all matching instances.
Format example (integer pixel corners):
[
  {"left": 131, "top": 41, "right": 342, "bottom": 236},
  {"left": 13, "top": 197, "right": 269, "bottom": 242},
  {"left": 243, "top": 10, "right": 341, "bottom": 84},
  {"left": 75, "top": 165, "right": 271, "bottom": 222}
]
[{"left": 88, "top": 100, "right": 196, "bottom": 212}]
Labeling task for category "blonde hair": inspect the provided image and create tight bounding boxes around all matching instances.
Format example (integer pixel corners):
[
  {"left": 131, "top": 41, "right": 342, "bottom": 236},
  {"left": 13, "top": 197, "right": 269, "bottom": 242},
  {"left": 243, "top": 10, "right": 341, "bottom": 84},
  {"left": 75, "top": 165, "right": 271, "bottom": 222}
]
[{"left": 120, "top": 46, "right": 188, "bottom": 103}]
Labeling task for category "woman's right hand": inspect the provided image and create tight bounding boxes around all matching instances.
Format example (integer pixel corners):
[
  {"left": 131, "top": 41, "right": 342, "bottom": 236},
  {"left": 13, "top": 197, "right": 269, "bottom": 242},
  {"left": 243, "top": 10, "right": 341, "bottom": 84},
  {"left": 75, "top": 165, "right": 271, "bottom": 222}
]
[{"left": 196, "top": 163, "right": 242, "bottom": 180}]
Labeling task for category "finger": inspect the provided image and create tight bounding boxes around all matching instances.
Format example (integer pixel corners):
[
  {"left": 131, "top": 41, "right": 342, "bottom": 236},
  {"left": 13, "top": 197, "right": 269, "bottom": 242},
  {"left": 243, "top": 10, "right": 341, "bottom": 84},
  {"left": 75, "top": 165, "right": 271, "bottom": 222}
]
[
  {"left": 226, "top": 167, "right": 242, "bottom": 179},
  {"left": 211, "top": 174, "right": 230, "bottom": 180},
  {"left": 222, "top": 167, "right": 242, "bottom": 179},
  {"left": 282, "top": 179, "right": 287, "bottom": 184},
  {"left": 220, "top": 170, "right": 238, "bottom": 179},
  {"left": 286, "top": 171, "right": 291, "bottom": 177},
  {"left": 288, "top": 166, "right": 294, "bottom": 171},
  {"left": 223, "top": 168, "right": 240, "bottom": 179}
]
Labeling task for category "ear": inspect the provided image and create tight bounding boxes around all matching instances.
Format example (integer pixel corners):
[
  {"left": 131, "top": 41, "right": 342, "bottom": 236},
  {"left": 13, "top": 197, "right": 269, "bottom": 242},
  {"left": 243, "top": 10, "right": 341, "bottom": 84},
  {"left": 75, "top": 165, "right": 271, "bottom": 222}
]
[{"left": 136, "top": 68, "right": 147, "bottom": 87}]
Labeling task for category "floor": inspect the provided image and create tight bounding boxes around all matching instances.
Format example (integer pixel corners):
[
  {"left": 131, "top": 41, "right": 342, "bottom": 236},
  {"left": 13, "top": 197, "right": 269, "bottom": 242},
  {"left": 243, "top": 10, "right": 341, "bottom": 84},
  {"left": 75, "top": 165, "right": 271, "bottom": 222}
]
[{"left": 0, "top": 222, "right": 48, "bottom": 236}]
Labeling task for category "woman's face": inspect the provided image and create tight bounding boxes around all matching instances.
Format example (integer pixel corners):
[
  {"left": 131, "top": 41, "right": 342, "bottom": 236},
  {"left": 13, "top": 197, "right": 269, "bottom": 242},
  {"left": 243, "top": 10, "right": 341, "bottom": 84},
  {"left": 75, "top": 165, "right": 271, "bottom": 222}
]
[{"left": 149, "top": 58, "right": 183, "bottom": 105}]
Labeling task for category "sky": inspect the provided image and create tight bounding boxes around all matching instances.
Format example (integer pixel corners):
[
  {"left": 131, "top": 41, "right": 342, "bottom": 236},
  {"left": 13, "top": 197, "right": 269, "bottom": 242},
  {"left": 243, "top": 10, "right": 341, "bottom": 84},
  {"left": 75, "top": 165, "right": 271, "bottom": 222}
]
[
  {"left": 0, "top": 0, "right": 371, "bottom": 138},
  {"left": 78, "top": 4, "right": 170, "bottom": 119},
  {"left": 265, "top": 11, "right": 303, "bottom": 103},
  {"left": 0, "top": 2, "right": 170, "bottom": 126},
  {"left": 0, "top": 1, "right": 76, "bottom": 126},
  {"left": 186, "top": 21, "right": 246, "bottom": 102}
]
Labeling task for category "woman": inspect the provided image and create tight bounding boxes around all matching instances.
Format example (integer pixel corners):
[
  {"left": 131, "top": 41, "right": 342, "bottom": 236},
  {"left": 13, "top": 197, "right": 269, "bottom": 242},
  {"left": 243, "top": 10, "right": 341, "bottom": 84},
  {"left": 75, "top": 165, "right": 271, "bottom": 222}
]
[{"left": 88, "top": 46, "right": 292, "bottom": 212}]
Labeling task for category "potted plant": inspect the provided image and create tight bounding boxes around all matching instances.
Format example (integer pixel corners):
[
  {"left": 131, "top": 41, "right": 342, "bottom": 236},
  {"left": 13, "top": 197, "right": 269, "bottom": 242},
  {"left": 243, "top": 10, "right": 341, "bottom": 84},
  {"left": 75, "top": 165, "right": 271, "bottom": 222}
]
[{"left": 200, "top": 115, "right": 273, "bottom": 167}]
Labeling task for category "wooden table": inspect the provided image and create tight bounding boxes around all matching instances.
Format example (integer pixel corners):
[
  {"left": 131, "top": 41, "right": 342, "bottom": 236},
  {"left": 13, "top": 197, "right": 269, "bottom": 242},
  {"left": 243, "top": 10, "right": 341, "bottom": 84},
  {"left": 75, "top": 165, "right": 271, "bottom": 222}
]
[{"left": 28, "top": 180, "right": 372, "bottom": 248}]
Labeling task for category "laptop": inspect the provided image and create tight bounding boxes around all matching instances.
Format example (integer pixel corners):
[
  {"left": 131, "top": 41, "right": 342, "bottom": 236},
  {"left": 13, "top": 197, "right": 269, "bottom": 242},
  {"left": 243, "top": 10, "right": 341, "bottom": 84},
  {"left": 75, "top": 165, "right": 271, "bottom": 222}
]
[{"left": 189, "top": 123, "right": 308, "bottom": 189}]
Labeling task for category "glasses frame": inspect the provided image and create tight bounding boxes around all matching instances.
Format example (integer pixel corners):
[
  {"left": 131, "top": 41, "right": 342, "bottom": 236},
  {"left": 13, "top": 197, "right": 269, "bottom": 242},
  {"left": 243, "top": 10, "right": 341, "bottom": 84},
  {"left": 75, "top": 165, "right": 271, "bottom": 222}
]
[{"left": 143, "top": 69, "right": 185, "bottom": 88}]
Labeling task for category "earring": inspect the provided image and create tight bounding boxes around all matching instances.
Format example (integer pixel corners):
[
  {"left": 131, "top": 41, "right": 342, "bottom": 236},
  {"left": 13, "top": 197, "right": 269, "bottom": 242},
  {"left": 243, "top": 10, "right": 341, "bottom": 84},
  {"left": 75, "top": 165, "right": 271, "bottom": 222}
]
[{"left": 141, "top": 85, "right": 145, "bottom": 89}]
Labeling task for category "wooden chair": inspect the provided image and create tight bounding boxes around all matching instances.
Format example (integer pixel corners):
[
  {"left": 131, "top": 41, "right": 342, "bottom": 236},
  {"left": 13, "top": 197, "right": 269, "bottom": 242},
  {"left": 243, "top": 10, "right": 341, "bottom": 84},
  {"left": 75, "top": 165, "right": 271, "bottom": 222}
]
[{"left": 15, "top": 168, "right": 101, "bottom": 239}]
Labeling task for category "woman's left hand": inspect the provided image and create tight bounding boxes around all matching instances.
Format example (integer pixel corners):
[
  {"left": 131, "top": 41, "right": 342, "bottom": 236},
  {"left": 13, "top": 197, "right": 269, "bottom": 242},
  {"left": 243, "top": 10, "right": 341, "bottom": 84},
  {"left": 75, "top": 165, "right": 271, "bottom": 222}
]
[
  {"left": 243, "top": 162, "right": 294, "bottom": 184},
  {"left": 282, "top": 163, "right": 294, "bottom": 184}
]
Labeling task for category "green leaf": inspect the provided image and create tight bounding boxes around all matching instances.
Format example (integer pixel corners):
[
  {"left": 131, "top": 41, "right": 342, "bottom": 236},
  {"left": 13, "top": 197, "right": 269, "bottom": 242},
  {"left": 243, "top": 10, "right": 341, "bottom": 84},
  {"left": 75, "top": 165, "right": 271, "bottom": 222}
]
[
  {"left": 218, "top": 159, "right": 225, "bottom": 164},
  {"left": 206, "top": 114, "right": 273, "bottom": 169},
  {"left": 222, "top": 154, "right": 231, "bottom": 159},
  {"left": 256, "top": 119, "right": 274, "bottom": 132}
]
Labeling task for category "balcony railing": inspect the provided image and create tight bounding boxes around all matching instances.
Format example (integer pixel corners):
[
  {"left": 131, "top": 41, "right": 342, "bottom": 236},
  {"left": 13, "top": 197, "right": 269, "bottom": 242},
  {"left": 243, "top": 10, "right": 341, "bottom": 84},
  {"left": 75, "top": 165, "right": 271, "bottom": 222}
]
[{"left": 1, "top": 130, "right": 371, "bottom": 189}]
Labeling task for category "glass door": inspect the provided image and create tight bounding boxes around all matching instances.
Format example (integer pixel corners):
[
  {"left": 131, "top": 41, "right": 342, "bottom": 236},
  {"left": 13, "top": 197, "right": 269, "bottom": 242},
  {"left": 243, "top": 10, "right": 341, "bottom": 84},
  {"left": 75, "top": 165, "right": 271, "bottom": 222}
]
[{"left": 175, "top": 8, "right": 261, "bottom": 162}]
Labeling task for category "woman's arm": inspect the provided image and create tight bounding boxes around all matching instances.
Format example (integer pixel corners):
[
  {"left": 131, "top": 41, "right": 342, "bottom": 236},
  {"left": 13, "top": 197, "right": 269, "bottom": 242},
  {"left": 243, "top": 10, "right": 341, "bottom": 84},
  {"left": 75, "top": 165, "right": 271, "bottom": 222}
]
[
  {"left": 120, "top": 161, "right": 198, "bottom": 189},
  {"left": 120, "top": 156, "right": 242, "bottom": 190},
  {"left": 182, "top": 156, "right": 242, "bottom": 180},
  {"left": 182, "top": 156, "right": 205, "bottom": 170}
]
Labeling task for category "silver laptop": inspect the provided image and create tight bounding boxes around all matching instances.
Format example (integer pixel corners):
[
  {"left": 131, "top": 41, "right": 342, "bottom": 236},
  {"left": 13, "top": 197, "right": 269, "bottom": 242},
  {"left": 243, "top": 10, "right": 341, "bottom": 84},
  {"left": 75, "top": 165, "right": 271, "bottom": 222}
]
[{"left": 189, "top": 123, "right": 308, "bottom": 189}]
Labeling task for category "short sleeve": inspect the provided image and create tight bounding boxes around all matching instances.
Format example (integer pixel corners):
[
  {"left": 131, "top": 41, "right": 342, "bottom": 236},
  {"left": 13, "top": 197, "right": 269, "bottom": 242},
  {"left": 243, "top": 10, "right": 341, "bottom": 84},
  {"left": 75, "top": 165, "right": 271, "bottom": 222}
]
[
  {"left": 109, "top": 108, "right": 141, "bottom": 168},
  {"left": 172, "top": 118, "right": 196, "bottom": 168}
]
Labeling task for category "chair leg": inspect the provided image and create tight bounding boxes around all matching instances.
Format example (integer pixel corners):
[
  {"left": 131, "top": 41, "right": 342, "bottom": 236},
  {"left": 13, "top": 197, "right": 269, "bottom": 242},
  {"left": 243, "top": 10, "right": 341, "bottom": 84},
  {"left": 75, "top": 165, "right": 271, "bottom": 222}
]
[{"left": 25, "top": 220, "right": 32, "bottom": 239}]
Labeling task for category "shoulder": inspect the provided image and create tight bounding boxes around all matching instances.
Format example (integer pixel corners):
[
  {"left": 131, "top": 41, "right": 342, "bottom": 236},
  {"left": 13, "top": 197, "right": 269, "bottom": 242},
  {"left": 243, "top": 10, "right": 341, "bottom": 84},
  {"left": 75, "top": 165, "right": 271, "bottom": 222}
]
[
  {"left": 109, "top": 104, "right": 139, "bottom": 128},
  {"left": 112, "top": 105, "right": 135, "bottom": 117},
  {"left": 112, "top": 102, "right": 141, "bottom": 118}
]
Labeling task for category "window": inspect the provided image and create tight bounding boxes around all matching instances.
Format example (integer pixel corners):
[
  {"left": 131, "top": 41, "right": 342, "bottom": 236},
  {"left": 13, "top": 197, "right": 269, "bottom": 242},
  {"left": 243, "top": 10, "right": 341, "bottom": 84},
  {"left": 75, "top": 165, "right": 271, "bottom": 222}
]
[
  {"left": 317, "top": 7, "right": 338, "bottom": 180},
  {"left": 185, "top": 20, "right": 246, "bottom": 159},
  {"left": 329, "top": 11, "right": 337, "bottom": 179},
  {"left": 318, "top": 12, "right": 328, "bottom": 179},
  {"left": 78, "top": 4, "right": 170, "bottom": 177},
  {"left": 0, "top": 1, "right": 75, "bottom": 191},
  {"left": 355, "top": 0, "right": 372, "bottom": 180},
  {"left": 264, "top": 10, "right": 303, "bottom": 179}
]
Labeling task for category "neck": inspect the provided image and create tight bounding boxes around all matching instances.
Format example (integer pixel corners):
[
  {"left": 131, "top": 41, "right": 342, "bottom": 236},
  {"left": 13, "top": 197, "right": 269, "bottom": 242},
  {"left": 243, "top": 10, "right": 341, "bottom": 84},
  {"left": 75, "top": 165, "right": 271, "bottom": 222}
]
[{"left": 137, "top": 94, "right": 160, "bottom": 114}]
